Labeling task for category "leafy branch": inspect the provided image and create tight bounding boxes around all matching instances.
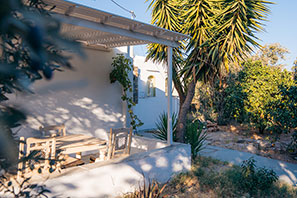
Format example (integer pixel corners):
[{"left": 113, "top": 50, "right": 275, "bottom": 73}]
[{"left": 109, "top": 54, "right": 143, "bottom": 130}]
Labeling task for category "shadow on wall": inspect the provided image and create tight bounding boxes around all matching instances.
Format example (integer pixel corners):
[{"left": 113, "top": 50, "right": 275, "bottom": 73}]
[
  {"left": 12, "top": 87, "right": 122, "bottom": 140},
  {"left": 7, "top": 47, "right": 124, "bottom": 140}
]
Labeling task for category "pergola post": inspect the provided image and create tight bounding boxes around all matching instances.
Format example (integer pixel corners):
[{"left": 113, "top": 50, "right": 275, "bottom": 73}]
[{"left": 167, "top": 46, "right": 173, "bottom": 145}]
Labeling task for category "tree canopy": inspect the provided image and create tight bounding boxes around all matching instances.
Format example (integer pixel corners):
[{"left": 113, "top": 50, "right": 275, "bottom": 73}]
[{"left": 146, "top": 0, "right": 272, "bottom": 142}]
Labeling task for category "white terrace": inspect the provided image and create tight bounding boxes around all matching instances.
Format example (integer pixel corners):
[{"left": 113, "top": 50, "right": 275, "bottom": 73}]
[{"left": 12, "top": 0, "right": 191, "bottom": 197}]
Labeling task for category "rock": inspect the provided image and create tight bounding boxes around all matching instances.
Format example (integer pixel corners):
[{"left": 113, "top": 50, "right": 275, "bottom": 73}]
[
  {"left": 247, "top": 143, "right": 257, "bottom": 153},
  {"left": 236, "top": 139, "right": 246, "bottom": 143},
  {"left": 258, "top": 140, "right": 270, "bottom": 149},
  {"left": 206, "top": 120, "right": 219, "bottom": 132},
  {"left": 207, "top": 127, "right": 219, "bottom": 132}
]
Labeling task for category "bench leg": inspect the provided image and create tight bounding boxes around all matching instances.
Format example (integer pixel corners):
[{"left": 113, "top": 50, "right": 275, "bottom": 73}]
[
  {"left": 76, "top": 152, "right": 82, "bottom": 159},
  {"left": 95, "top": 149, "right": 106, "bottom": 162}
]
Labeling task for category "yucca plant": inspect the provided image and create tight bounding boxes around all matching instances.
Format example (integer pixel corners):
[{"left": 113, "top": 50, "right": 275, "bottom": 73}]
[
  {"left": 124, "top": 179, "right": 167, "bottom": 198},
  {"left": 185, "top": 120, "right": 208, "bottom": 159},
  {"left": 154, "top": 112, "right": 177, "bottom": 141}
]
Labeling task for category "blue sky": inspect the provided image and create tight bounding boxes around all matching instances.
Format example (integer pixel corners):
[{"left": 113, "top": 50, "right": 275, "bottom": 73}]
[{"left": 69, "top": 0, "right": 297, "bottom": 69}]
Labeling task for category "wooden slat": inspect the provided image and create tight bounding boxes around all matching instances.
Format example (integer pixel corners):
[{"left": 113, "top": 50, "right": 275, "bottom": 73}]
[
  {"left": 61, "top": 144, "right": 104, "bottom": 154},
  {"left": 17, "top": 137, "right": 25, "bottom": 180}
]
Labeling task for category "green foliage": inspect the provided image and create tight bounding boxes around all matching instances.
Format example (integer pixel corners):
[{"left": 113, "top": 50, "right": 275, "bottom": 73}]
[
  {"left": 267, "top": 85, "right": 297, "bottom": 133},
  {"left": 153, "top": 112, "right": 207, "bottom": 158},
  {"left": 266, "top": 85, "right": 297, "bottom": 155},
  {"left": 185, "top": 120, "right": 207, "bottom": 159},
  {"left": 193, "top": 82, "right": 218, "bottom": 122},
  {"left": 0, "top": 0, "right": 81, "bottom": 101},
  {"left": 222, "top": 75, "right": 247, "bottom": 124},
  {"left": 222, "top": 60, "right": 295, "bottom": 133},
  {"left": 239, "top": 157, "right": 278, "bottom": 194},
  {"left": 110, "top": 54, "right": 143, "bottom": 130},
  {"left": 124, "top": 179, "right": 167, "bottom": 198},
  {"left": 154, "top": 112, "right": 177, "bottom": 141},
  {"left": 169, "top": 156, "right": 293, "bottom": 198}
]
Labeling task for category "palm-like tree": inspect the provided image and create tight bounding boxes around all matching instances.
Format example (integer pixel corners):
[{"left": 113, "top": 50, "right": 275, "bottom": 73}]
[
  {"left": 146, "top": 0, "right": 272, "bottom": 142},
  {"left": 145, "top": 0, "right": 187, "bottom": 104}
]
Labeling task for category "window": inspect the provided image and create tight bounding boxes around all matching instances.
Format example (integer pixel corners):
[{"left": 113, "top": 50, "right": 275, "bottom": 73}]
[{"left": 147, "top": 75, "right": 156, "bottom": 97}]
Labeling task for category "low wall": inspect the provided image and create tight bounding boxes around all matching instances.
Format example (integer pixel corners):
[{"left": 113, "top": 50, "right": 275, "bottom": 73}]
[
  {"left": 44, "top": 137, "right": 191, "bottom": 198},
  {"left": 131, "top": 135, "right": 169, "bottom": 152}
]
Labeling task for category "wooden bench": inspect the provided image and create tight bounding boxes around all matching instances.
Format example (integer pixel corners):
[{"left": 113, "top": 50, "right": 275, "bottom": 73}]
[{"left": 18, "top": 134, "right": 107, "bottom": 179}]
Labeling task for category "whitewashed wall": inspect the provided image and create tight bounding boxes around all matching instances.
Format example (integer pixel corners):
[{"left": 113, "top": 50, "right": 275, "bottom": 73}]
[
  {"left": 133, "top": 56, "right": 179, "bottom": 131},
  {"left": 7, "top": 46, "right": 179, "bottom": 137},
  {"left": 8, "top": 47, "right": 124, "bottom": 140}
]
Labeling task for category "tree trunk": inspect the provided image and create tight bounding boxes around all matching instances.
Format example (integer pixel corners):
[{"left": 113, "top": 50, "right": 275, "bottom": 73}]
[
  {"left": 172, "top": 65, "right": 186, "bottom": 105},
  {"left": 176, "top": 80, "right": 196, "bottom": 143}
]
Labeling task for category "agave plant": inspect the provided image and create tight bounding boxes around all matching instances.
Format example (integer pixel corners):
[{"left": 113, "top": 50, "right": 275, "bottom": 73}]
[
  {"left": 185, "top": 120, "right": 207, "bottom": 159},
  {"left": 154, "top": 112, "right": 177, "bottom": 141},
  {"left": 124, "top": 179, "right": 167, "bottom": 198}
]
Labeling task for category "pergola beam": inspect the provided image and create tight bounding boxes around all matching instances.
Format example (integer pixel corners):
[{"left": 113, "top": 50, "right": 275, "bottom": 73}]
[{"left": 53, "top": 13, "right": 180, "bottom": 48}]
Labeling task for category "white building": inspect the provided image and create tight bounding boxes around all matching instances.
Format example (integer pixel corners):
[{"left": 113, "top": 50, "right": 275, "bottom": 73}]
[{"left": 133, "top": 55, "right": 179, "bottom": 131}]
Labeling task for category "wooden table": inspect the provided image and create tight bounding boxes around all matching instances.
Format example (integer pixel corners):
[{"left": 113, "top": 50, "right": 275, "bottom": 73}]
[
  {"left": 18, "top": 134, "right": 107, "bottom": 179},
  {"left": 54, "top": 134, "right": 107, "bottom": 159}
]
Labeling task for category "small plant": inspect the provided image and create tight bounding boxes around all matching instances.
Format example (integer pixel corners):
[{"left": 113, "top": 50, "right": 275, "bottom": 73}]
[
  {"left": 0, "top": 174, "right": 50, "bottom": 198},
  {"left": 240, "top": 157, "right": 278, "bottom": 194},
  {"left": 124, "top": 179, "right": 167, "bottom": 198},
  {"left": 185, "top": 120, "right": 207, "bottom": 159},
  {"left": 154, "top": 112, "right": 177, "bottom": 141},
  {"left": 110, "top": 54, "right": 143, "bottom": 130}
]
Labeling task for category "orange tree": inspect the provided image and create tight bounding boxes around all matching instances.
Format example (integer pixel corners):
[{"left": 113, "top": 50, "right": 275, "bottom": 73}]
[{"left": 222, "top": 60, "right": 294, "bottom": 133}]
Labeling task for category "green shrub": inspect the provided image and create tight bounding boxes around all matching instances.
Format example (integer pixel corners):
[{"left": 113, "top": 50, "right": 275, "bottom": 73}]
[
  {"left": 222, "top": 76, "right": 247, "bottom": 124},
  {"left": 222, "top": 60, "right": 295, "bottom": 133},
  {"left": 154, "top": 112, "right": 177, "bottom": 141},
  {"left": 185, "top": 120, "right": 207, "bottom": 159},
  {"left": 239, "top": 157, "right": 278, "bottom": 194},
  {"left": 267, "top": 86, "right": 297, "bottom": 132}
]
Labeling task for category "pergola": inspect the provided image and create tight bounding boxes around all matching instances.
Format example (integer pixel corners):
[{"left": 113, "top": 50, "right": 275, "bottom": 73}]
[{"left": 43, "top": 0, "right": 189, "bottom": 145}]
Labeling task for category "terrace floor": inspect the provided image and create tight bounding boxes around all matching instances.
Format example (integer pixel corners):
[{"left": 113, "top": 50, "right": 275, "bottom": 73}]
[{"left": 26, "top": 136, "right": 191, "bottom": 198}]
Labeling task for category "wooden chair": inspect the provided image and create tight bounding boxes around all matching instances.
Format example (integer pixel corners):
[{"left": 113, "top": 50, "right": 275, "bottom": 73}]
[
  {"left": 107, "top": 128, "right": 132, "bottom": 159},
  {"left": 17, "top": 137, "right": 56, "bottom": 179},
  {"left": 38, "top": 124, "right": 86, "bottom": 166},
  {"left": 39, "top": 124, "right": 66, "bottom": 137}
]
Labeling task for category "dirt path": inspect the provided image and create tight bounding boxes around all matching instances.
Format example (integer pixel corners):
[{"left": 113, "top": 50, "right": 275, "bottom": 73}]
[{"left": 206, "top": 125, "right": 296, "bottom": 164}]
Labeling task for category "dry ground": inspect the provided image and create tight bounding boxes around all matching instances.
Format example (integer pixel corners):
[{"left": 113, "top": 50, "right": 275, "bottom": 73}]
[
  {"left": 206, "top": 124, "right": 296, "bottom": 164},
  {"left": 163, "top": 156, "right": 297, "bottom": 198}
]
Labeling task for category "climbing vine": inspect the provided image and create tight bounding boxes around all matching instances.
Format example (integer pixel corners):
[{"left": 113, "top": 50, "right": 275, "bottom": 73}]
[{"left": 110, "top": 54, "right": 143, "bottom": 129}]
